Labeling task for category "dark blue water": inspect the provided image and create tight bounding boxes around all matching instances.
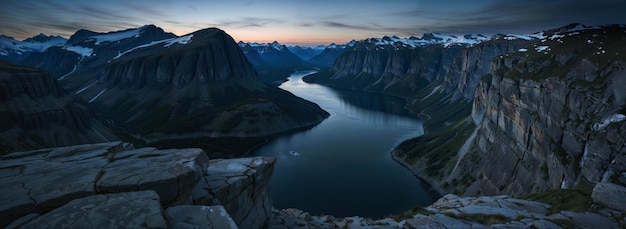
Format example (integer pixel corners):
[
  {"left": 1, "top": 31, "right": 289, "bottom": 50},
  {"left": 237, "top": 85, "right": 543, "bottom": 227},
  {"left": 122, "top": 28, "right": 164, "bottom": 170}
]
[{"left": 251, "top": 71, "right": 439, "bottom": 217}]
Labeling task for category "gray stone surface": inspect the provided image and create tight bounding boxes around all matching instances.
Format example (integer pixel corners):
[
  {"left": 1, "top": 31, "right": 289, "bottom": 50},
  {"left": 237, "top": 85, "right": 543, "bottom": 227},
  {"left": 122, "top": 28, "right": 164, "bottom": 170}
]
[
  {"left": 97, "top": 147, "right": 210, "bottom": 205},
  {"left": 166, "top": 205, "right": 238, "bottom": 229},
  {"left": 0, "top": 143, "right": 209, "bottom": 227},
  {"left": 0, "top": 142, "right": 129, "bottom": 226},
  {"left": 402, "top": 217, "right": 446, "bottom": 229},
  {"left": 191, "top": 157, "right": 275, "bottom": 229},
  {"left": 20, "top": 190, "right": 167, "bottom": 229},
  {"left": 561, "top": 211, "right": 621, "bottom": 229},
  {"left": 428, "top": 214, "right": 471, "bottom": 228},
  {"left": 449, "top": 29, "right": 626, "bottom": 197},
  {"left": 531, "top": 219, "right": 563, "bottom": 229},
  {"left": 592, "top": 182, "right": 626, "bottom": 212}
]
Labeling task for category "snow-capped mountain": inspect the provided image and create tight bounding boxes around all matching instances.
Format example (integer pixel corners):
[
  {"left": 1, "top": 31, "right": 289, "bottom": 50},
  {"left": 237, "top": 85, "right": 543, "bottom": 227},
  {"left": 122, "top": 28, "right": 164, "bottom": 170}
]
[
  {"left": 237, "top": 40, "right": 309, "bottom": 83},
  {"left": 14, "top": 25, "right": 177, "bottom": 79},
  {"left": 0, "top": 26, "right": 330, "bottom": 152},
  {"left": 0, "top": 34, "right": 66, "bottom": 62},
  {"left": 346, "top": 29, "right": 562, "bottom": 51}
]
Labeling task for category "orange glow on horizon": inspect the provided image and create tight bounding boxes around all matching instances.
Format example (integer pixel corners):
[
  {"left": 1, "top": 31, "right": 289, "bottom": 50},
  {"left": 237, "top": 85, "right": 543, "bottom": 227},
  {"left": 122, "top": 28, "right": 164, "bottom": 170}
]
[{"left": 166, "top": 27, "right": 363, "bottom": 46}]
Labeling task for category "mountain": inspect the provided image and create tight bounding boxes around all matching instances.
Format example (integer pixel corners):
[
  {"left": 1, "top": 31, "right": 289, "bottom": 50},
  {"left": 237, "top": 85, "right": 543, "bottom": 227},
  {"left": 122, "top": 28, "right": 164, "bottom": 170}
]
[
  {"left": 238, "top": 41, "right": 305, "bottom": 68},
  {"left": 26, "top": 25, "right": 177, "bottom": 78},
  {"left": 61, "top": 28, "right": 328, "bottom": 150},
  {"left": 0, "top": 34, "right": 66, "bottom": 63},
  {"left": 0, "top": 61, "right": 116, "bottom": 154},
  {"left": 458, "top": 25, "right": 626, "bottom": 196},
  {"left": 307, "top": 42, "right": 352, "bottom": 68},
  {"left": 304, "top": 24, "right": 626, "bottom": 199},
  {"left": 0, "top": 25, "right": 329, "bottom": 156},
  {"left": 287, "top": 45, "right": 325, "bottom": 61},
  {"left": 238, "top": 41, "right": 309, "bottom": 84},
  {"left": 304, "top": 33, "right": 534, "bottom": 99}
]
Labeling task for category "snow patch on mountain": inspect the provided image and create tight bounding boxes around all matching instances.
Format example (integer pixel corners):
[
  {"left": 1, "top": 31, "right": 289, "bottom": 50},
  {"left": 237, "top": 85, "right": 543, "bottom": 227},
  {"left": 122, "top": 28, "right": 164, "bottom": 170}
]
[
  {"left": 90, "top": 26, "right": 146, "bottom": 45},
  {"left": 593, "top": 114, "right": 626, "bottom": 131},
  {"left": 535, "top": 46, "right": 550, "bottom": 52},
  {"left": 357, "top": 33, "right": 492, "bottom": 49},
  {"left": 112, "top": 35, "right": 194, "bottom": 60},
  {"left": 164, "top": 34, "right": 193, "bottom": 47},
  {"left": 64, "top": 46, "right": 93, "bottom": 57},
  {"left": 0, "top": 35, "right": 67, "bottom": 55}
]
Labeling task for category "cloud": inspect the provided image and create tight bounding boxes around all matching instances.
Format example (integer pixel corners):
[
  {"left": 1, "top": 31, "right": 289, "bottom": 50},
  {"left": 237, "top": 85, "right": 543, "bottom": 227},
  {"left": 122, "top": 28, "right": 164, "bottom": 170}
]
[
  {"left": 321, "top": 21, "right": 418, "bottom": 37},
  {"left": 394, "top": 0, "right": 626, "bottom": 34},
  {"left": 207, "top": 17, "right": 285, "bottom": 29},
  {"left": 0, "top": 0, "right": 177, "bottom": 39}
]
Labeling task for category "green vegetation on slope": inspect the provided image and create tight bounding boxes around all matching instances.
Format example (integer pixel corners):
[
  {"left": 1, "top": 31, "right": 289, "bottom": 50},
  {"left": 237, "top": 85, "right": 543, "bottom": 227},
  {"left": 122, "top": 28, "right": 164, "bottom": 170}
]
[{"left": 305, "top": 70, "right": 475, "bottom": 188}]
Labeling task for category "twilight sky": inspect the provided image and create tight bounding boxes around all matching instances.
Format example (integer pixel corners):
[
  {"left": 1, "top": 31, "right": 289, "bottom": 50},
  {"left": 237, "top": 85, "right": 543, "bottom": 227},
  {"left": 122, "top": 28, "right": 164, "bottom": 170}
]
[{"left": 1, "top": 0, "right": 625, "bottom": 46}]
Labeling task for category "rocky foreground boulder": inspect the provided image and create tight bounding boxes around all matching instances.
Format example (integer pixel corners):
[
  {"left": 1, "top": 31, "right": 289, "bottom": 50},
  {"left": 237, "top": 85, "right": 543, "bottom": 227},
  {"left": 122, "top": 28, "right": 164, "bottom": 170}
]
[
  {"left": 2, "top": 142, "right": 625, "bottom": 228},
  {"left": 270, "top": 194, "right": 625, "bottom": 229},
  {"left": 0, "top": 142, "right": 274, "bottom": 228}
]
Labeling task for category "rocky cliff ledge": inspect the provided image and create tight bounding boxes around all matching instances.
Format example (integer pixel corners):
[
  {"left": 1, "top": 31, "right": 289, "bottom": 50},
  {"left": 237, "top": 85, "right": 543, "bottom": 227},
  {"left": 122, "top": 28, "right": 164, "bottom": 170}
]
[
  {"left": 0, "top": 142, "right": 274, "bottom": 228},
  {"left": 449, "top": 26, "right": 626, "bottom": 197},
  {"left": 269, "top": 192, "right": 625, "bottom": 228},
  {"left": 2, "top": 142, "right": 625, "bottom": 228}
]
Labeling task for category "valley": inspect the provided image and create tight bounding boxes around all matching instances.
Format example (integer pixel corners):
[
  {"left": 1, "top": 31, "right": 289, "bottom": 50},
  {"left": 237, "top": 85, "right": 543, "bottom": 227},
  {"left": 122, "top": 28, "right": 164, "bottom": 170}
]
[
  {"left": 1, "top": 20, "right": 626, "bottom": 228},
  {"left": 251, "top": 71, "right": 439, "bottom": 217}
]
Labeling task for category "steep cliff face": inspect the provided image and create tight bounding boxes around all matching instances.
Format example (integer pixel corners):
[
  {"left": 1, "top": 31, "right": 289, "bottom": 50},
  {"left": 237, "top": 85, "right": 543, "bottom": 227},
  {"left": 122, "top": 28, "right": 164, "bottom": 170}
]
[
  {"left": 102, "top": 29, "right": 257, "bottom": 88},
  {"left": 454, "top": 26, "right": 626, "bottom": 196},
  {"left": 308, "top": 37, "right": 531, "bottom": 100},
  {"left": 0, "top": 62, "right": 116, "bottom": 153}
]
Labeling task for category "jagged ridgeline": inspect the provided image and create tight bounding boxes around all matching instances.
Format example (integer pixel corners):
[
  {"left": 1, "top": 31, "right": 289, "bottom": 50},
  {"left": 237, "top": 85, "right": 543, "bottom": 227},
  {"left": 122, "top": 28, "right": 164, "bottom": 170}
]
[
  {"left": 1, "top": 26, "right": 329, "bottom": 155},
  {"left": 304, "top": 24, "right": 626, "bottom": 196}
]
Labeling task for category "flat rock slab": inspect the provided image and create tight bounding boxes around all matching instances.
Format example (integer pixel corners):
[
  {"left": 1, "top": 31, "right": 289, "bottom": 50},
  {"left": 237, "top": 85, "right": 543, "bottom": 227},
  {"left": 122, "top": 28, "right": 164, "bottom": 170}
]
[
  {"left": 166, "top": 205, "right": 238, "bottom": 229},
  {"left": 96, "top": 147, "right": 210, "bottom": 204},
  {"left": 0, "top": 142, "right": 129, "bottom": 226},
  {"left": 592, "top": 182, "right": 626, "bottom": 212},
  {"left": 560, "top": 211, "right": 620, "bottom": 229},
  {"left": 0, "top": 142, "right": 209, "bottom": 227},
  {"left": 20, "top": 190, "right": 167, "bottom": 229}
]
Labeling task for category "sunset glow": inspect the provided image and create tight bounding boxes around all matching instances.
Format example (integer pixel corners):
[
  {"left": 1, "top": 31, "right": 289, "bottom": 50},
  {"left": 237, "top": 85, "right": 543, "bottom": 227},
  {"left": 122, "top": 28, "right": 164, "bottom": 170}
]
[{"left": 2, "top": 0, "right": 626, "bottom": 46}]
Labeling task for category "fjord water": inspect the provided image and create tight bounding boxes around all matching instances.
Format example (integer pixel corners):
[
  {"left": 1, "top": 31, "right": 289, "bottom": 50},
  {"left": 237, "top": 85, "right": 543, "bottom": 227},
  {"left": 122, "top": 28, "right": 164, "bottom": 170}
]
[{"left": 251, "top": 71, "right": 440, "bottom": 217}]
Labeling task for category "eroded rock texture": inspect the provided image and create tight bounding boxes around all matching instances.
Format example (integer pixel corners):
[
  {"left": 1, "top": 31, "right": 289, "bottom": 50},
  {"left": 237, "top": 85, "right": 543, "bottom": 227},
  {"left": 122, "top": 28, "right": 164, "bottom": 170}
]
[{"left": 0, "top": 142, "right": 275, "bottom": 228}]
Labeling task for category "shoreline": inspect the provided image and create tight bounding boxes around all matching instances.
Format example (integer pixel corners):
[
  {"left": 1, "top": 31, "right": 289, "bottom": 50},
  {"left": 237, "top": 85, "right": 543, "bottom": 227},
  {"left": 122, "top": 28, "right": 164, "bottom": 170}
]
[
  {"left": 390, "top": 149, "right": 447, "bottom": 197},
  {"left": 302, "top": 72, "right": 448, "bottom": 197}
]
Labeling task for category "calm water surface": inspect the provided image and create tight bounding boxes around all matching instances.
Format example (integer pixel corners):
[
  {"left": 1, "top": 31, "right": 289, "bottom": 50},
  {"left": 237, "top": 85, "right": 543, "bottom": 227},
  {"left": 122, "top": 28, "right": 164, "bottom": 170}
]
[{"left": 251, "top": 71, "right": 440, "bottom": 217}]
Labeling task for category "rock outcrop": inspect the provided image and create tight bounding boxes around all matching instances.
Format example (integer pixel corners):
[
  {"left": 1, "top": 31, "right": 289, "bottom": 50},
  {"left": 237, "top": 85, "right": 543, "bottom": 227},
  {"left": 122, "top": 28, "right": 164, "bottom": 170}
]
[
  {"left": 455, "top": 26, "right": 626, "bottom": 196},
  {"left": 0, "top": 62, "right": 116, "bottom": 153},
  {"left": 592, "top": 182, "right": 626, "bottom": 212},
  {"left": 19, "top": 190, "right": 168, "bottom": 229},
  {"left": 0, "top": 142, "right": 275, "bottom": 228},
  {"left": 191, "top": 157, "right": 275, "bottom": 229},
  {"left": 269, "top": 194, "right": 624, "bottom": 229}
]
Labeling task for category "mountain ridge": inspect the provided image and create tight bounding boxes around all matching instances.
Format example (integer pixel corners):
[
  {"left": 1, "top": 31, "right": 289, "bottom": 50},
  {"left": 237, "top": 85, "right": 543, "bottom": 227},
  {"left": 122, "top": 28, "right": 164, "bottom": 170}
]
[{"left": 303, "top": 24, "right": 626, "bottom": 200}]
